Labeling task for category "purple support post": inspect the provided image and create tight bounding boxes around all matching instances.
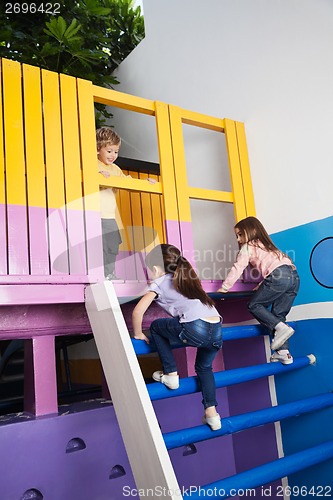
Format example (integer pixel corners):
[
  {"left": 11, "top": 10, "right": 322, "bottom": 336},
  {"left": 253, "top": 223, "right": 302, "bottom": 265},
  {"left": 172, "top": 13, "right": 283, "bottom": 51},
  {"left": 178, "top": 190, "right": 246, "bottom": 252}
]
[
  {"left": 165, "top": 220, "right": 182, "bottom": 249},
  {"left": 24, "top": 336, "right": 58, "bottom": 416}
]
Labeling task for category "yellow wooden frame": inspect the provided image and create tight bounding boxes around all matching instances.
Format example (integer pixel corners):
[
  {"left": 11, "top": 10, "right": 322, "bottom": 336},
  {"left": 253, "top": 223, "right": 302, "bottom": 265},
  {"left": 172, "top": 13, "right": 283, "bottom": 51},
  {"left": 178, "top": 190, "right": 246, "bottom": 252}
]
[
  {"left": 92, "top": 86, "right": 179, "bottom": 222},
  {"left": 85, "top": 84, "right": 255, "bottom": 236},
  {"left": 0, "top": 58, "right": 255, "bottom": 282},
  {"left": 168, "top": 105, "right": 255, "bottom": 224}
]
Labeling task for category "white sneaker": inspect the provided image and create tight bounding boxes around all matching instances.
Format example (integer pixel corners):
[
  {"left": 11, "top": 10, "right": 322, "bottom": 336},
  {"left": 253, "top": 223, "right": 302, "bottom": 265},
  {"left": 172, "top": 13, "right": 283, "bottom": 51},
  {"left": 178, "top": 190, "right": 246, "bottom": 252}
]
[
  {"left": 270, "top": 350, "right": 293, "bottom": 365},
  {"left": 202, "top": 414, "right": 221, "bottom": 431},
  {"left": 271, "top": 325, "right": 294, "bottom": 350},
  {"left": 152, "top": 371, "right": 179, "bottom": 389}
]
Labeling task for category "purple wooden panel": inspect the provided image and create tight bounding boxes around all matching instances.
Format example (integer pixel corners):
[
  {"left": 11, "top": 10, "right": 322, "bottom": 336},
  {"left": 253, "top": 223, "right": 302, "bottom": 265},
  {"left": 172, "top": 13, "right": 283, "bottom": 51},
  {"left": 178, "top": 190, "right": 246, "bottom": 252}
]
[
  {"left": 0, "top": 403, "right": 135, "bottom": 500},
  {"left": 7, "top": 204, "right": 29, "bottom": 274},
  {"left": 122, "top": 249, "right": 147, "bottom": 281},
  {"left": 0, "top": 284, "right": 86, "bottom": 307},
  {"left": 66, "top": 207, "right": 87, "bottom": 275},
  {"left": 0, "top": 203, "right": 7, "bottom": 274},
  {"left": 165, "top": 219, "right": 181, "bottom": 248},
  {"left": 84, "top": 210, "right": 104, "bottom": 281},
  {"left": 224, "top": 335, "right": 281, "bottom": 478},
  {"left": 0, "top": 302, "right": 92, "bottom": 340},
  {"left": 179, "top": 220, "right": 195, "bottom": 265},
  {"left": 47, "top": 207, "right": 69, "bottom": 275},
  {"left": 0, "top": 275, "right": 96, "bottom": 284},
  {"left": 28, "top": 205, "right": 50, "bottom": 275},
  {"left": 115, "top": 249, "right": 130, "bottom": 280},
  {"left": 154, "top": 389, "right": 237, "bottom": 486},
  {"left": 115, "top": 249, "right": 141, "bottom": 281}
]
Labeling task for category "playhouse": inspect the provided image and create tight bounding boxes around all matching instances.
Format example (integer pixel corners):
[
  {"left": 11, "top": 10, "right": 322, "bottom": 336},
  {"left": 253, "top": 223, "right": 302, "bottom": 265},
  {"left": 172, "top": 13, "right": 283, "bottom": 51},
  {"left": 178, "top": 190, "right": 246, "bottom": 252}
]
[{"left": 0, "top": 44, "right": 333, "bottom": 500}]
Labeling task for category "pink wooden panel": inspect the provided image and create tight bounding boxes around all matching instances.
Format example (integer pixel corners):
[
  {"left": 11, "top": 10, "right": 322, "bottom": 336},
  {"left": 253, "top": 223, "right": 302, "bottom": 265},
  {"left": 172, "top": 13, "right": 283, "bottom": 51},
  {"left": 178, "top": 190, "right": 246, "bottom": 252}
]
[
  {"left": 28, "top": 206, "right": 50, "bottom": 275},
  {"left": 60, "top": 208, "right": 87, "bottom": 275},
  {"left": 42, "top": 69, "right": 69, "bottom": 276},
  {"left": 0, "top": 284, "right": 86, "bottom": 306},
  {"left": 179, "top": 220, "right": 195, "bottom": 266},
  {"left": 0, "top": 62, "right": 7, "bottom": 275},
  {"left": 0, "top": 302, "right": 92, "bottom": 341},
  {"left": 3, "top": 61, "right": 29, "bottom": 275},
  {"left": 6, "top": 205, "right": 29, "bottom": 274},
  {"left": 60, "top": 74, "right": 87, "bottom": 275},
  {"left": 24, "top": 336, "right": 58, "bottom": 416},
  {"left": 23, "top": 63, "right": 50, "bottom": 275},
  {"left": 165, "top": 219, "right": 182, "bottom": 249},
  {"left": 47, "top": 207, "right": 69, "bottom": 275},
  {"left": 0, "top": 204, "right": 7, "bottom": 275},
  {"left": 82, "top": 209, "right": 105, "bottom": 281},
  {"left": 77, "top": 79, "right": 104, "bottom": 281}
]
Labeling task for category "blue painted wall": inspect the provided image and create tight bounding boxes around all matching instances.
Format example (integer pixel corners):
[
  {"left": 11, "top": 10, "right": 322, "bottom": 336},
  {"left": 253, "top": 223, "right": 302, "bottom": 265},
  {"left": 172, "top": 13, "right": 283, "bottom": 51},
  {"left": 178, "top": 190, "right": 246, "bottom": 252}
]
[
  {"left": 269, "top": 216, "right": 333, "bottom": 491},
  {"left": 271, "top": 215, "right": 333, "bottom": 306}
]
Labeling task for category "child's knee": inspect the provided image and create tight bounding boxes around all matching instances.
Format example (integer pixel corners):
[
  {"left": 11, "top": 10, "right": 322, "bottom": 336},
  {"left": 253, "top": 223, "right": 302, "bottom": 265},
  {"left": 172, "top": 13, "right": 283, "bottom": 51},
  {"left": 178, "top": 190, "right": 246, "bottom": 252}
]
[{"left": 248, "top": 301, "right": 255, "bottom": 313}]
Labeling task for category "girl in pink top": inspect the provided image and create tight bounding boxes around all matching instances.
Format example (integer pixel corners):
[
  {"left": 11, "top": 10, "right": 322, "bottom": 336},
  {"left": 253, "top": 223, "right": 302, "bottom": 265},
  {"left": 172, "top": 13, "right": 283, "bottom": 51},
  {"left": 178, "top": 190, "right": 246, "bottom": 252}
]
[{"left": 218, "top": 217, "right": 300, "bottom": 365}]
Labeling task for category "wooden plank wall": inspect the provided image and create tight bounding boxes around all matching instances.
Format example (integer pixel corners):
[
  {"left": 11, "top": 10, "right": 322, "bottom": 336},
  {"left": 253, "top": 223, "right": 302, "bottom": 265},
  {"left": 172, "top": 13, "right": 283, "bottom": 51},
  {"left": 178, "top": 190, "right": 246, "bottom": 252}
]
[{"left": 0, "top": 58, "right": 165, "bottom": 284}]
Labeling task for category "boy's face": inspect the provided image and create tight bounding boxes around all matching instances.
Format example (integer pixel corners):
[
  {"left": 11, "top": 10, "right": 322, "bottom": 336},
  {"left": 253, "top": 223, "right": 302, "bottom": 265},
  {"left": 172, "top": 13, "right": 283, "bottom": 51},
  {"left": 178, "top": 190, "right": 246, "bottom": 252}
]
[{"left": 97, "top": 143, "right": 120, "bottom": 165}]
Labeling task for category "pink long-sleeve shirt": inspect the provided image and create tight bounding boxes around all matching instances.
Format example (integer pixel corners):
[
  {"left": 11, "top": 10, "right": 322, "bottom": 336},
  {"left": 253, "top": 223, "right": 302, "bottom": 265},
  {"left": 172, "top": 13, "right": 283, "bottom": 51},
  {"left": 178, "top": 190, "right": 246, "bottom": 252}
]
[{"left": 222, "top": 242, "right": 295, "bottom": 291}]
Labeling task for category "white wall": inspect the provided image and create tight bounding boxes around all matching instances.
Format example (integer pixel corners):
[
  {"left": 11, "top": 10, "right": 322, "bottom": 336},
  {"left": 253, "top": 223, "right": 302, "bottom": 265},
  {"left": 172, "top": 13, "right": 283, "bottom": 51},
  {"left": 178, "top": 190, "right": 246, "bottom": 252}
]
[{"left": 112, "top": 0, "right": 333, "bottom": 234}]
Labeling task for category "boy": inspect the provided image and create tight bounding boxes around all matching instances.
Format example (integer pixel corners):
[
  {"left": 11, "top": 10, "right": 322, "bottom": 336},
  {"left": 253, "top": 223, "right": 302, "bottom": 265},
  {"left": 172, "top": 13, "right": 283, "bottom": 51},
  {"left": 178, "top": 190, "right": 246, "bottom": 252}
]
[{"left": 97, "top": 127, "right": 128, "bottom": 280}]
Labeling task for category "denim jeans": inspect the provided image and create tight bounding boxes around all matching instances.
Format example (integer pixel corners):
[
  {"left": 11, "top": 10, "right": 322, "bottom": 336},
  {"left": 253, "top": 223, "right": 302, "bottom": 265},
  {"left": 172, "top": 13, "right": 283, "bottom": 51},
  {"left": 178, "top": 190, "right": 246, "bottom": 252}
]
[
  {"left": 150, "top": 317, "right": 223, "bottom": 409},
  {"left": 248, "top": 265, "right": 300, "bottom": 348}
]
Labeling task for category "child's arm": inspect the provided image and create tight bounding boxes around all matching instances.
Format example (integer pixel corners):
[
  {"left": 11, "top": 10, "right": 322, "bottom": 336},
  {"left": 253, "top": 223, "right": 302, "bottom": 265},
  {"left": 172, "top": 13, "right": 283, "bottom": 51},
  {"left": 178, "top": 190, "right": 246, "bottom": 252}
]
[
  {"left": 124, "top": 172, "right": 156, "bottom": 184},
  {"left": 217, "top": 244, "right": 250, "bottom": 293},
  {"left": 132, "top": 291, "right": 157, "bottom": 343},
  {"left": 99, "top": 170, "right": 111, "bottom": 178}
]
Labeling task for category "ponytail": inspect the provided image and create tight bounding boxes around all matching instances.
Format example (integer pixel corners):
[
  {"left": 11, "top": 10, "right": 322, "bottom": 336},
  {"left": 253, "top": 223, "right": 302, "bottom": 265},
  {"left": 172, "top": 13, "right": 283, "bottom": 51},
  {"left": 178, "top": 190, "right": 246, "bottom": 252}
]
[{"left": 145, "top": 244, "right": 214, "bottom": 307}]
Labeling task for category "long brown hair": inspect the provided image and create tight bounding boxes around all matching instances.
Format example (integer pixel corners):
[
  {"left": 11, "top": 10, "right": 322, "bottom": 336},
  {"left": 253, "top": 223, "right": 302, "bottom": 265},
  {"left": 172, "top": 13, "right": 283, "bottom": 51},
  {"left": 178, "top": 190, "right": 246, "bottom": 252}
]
[
  {"left": 235, "top": 216, "right": 291, "bottom": 261},
  {"left": 145, "top": 244, "right": 215, "bottom": 307}
]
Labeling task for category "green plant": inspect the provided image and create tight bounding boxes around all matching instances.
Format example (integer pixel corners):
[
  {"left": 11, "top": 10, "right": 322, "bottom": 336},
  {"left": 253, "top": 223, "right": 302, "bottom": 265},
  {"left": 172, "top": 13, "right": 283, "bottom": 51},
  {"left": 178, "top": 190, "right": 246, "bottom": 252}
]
[{"left": 0, "top": 0, "right": 144, "bottom": 125}]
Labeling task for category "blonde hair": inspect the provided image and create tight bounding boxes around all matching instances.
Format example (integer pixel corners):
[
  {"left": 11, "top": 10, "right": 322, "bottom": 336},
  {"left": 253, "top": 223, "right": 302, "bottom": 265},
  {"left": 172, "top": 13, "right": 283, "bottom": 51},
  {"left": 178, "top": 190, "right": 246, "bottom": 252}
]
[{"left": 96, "top": 127, "right": 121, "bottom": 151}]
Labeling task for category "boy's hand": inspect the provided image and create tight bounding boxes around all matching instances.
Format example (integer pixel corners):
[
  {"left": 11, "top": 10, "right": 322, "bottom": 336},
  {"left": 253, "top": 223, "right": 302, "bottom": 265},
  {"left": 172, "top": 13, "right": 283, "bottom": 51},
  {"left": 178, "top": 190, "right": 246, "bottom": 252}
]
[
  {"left": 133, "top": 332, "right": 150, "bottom": 344},
  {"left": 99, "top": 170, "right": 111, "bottom": 178},
  {"left": 147, "top": 177, "right": 157, "bottom": 184}
]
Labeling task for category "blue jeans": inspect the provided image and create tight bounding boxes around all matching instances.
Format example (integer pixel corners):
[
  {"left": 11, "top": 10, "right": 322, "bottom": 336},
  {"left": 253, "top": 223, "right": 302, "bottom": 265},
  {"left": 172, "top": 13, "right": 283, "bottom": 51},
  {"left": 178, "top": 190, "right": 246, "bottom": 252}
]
[
  {"left": 248, "top": 265, "right": 300, "bottom": 348},
  {"left": 150, "top": 317, "right": 223, "bottom": 409}
]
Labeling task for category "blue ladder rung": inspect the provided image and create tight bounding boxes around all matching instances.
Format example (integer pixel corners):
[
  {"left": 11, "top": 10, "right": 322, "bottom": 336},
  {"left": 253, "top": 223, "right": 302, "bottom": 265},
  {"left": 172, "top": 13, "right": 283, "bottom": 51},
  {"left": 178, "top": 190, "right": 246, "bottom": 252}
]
[
  {"left": 183, "top": 438, "right": 333, "bottom": 498},
  {"left": 163, "top": 391, "right": 333, "bottom": 450},
  {"left": 147, "top": 355, "right": 314, "bottom": 401},
  {"left": 132, "top": 322, "right": 297, "bottom": 355}
]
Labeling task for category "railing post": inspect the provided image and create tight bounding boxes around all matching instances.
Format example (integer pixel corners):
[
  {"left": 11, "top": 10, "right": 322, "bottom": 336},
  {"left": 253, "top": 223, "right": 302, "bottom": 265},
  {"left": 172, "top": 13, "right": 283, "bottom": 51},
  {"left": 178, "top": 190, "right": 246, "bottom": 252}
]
[{"left": 24, "top": 336, "right": 58, "bottom": 416}]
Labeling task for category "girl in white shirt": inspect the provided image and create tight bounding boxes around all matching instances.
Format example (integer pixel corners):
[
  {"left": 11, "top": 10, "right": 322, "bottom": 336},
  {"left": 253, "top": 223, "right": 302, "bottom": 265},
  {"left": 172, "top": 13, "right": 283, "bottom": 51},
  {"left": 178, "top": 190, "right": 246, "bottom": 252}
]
[{"left": 132, "top": 244, "right": 223, "bottom": 430}]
